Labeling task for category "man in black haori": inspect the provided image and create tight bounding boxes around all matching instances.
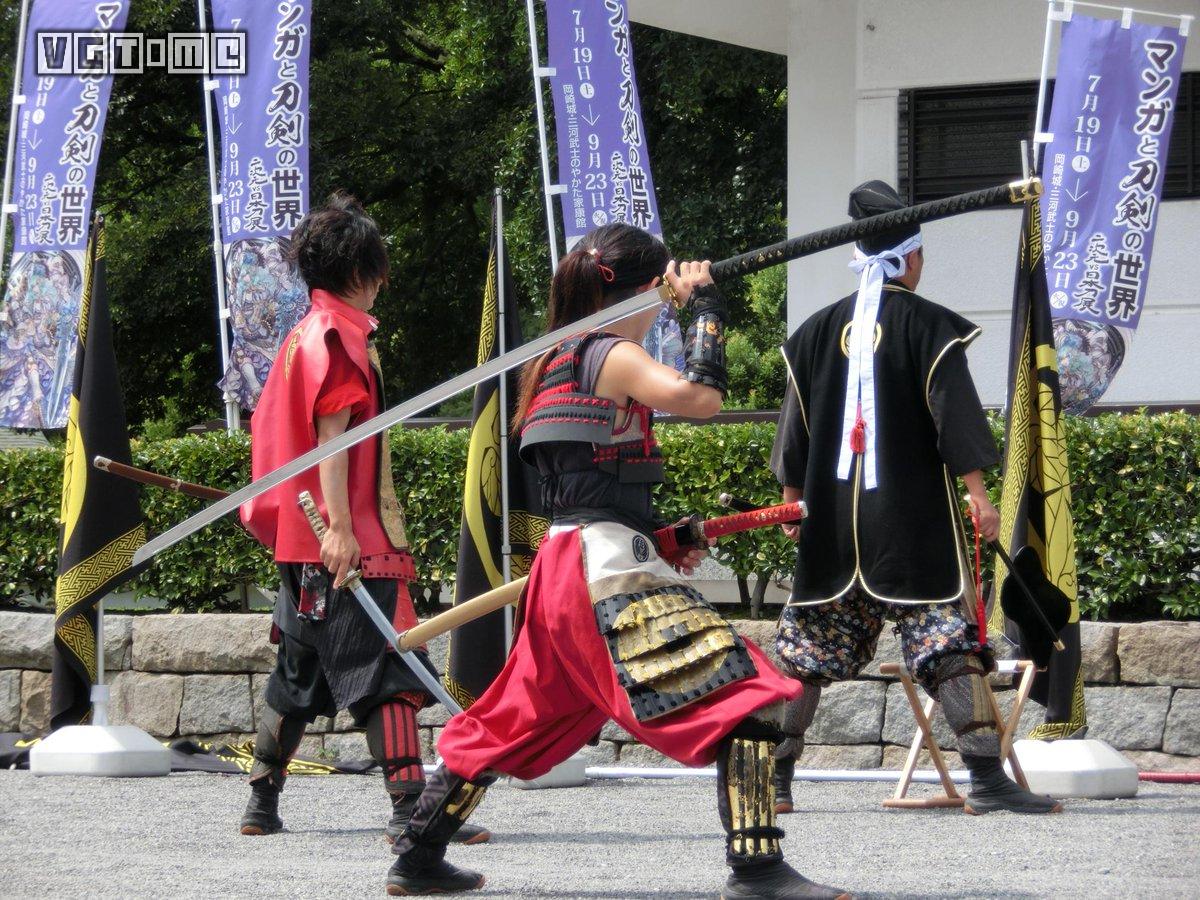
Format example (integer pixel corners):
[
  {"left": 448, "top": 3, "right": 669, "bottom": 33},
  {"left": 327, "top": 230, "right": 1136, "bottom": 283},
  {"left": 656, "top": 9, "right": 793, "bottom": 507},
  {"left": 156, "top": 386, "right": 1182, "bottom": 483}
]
[{"left": 770, "top": 180, "right": 1061, "bottom": 817}]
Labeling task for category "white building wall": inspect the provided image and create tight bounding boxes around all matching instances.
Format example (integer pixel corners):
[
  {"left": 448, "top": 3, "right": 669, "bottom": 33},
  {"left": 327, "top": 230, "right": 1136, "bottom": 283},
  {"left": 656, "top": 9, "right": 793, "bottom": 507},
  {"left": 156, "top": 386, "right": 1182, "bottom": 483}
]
[{"left": 632, "top": 0, "right": 1200, "bottom": 405}]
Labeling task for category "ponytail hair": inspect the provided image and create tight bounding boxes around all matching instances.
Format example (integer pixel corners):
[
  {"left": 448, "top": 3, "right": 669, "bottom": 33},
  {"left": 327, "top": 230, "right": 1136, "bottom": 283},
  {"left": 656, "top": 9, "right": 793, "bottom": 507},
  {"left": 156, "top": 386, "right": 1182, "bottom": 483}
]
[{"left": 513, "top": 223, "right": 669, "bottom": 432}]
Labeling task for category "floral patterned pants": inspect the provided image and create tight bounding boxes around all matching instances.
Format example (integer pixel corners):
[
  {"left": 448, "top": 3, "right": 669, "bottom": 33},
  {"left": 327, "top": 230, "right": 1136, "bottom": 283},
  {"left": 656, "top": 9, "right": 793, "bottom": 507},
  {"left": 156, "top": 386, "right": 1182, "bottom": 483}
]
[{"left": 776, "top": 585, "right": 987, "bottom": 690}]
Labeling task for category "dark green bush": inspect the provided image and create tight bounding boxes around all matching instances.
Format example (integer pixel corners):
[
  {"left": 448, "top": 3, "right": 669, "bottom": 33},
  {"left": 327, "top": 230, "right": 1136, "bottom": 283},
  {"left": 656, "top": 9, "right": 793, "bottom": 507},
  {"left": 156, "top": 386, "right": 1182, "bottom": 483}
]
[
  {"left": 1060, "top": 412, "right": 1198, "bottom": 621},
  {"left": 2, "top": 413, "right": 1196, "bottom": 620}
]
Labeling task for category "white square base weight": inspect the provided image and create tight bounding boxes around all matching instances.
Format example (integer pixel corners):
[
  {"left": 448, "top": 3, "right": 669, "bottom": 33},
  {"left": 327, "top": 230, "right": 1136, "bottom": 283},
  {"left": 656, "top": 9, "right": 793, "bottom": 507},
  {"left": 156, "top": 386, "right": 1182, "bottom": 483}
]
[
  {"left": 30, "top": 725, "right": 171, "bottom": 777},
  {"left": 509, "top": 752, "right": 588, "bottom": 789},
  {"left": 1007, "top": 738, "right": 1138, "bottom": 799}
]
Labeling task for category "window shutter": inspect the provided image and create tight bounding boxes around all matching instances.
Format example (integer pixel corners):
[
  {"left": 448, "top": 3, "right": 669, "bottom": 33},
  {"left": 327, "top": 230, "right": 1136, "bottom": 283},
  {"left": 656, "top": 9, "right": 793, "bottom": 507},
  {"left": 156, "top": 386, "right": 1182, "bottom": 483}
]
[{"left": 898, "top": 74, "right": 1197, "bottom": 203}]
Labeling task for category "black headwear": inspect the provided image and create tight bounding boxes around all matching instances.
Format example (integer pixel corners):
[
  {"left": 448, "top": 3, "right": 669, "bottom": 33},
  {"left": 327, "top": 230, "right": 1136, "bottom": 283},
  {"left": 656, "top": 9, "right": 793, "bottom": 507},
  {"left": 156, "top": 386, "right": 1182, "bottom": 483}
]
[{"left": 848, "top": 180, "right": 920, "bottom": 255}]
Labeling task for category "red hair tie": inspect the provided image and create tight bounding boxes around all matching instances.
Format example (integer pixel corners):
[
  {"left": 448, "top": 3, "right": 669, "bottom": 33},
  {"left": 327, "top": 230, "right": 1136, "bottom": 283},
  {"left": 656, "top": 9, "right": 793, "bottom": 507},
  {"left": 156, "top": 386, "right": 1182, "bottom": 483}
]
[{"left": 588, "top": 247, "right": 616, "bottom": 283}]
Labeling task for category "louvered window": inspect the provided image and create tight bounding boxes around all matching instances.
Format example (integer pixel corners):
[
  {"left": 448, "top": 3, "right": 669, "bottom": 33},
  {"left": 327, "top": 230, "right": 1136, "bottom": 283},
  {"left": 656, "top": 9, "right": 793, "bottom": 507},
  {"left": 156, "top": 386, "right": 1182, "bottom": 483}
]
[{"left": 898, "top": 75, "right": 1199, "bottom": 203}]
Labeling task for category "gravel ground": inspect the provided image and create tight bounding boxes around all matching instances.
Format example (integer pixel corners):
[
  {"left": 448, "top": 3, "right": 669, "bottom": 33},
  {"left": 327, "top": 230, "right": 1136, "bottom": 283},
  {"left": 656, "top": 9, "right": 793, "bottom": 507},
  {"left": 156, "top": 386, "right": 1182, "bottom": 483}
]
[{"left": 1, "top": 770, "right": 1197, "bottom": 898}]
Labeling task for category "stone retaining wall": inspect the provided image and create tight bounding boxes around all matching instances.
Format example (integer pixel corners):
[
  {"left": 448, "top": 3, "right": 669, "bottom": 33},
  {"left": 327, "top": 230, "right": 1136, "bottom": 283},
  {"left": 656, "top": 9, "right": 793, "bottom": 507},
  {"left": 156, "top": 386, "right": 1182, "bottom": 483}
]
[{"left": 2, "top": 611, "right": 1197, "bottom": 772}]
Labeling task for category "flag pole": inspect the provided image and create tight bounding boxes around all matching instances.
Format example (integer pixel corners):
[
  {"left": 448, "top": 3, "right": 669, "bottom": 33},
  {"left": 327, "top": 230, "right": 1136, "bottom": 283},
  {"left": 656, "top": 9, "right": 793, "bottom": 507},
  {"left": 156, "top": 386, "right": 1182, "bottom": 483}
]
[
  {"left": 30, "top": 216, "right": 168, "bottom": 777},
  {"left": 1032, "top": 0, "right": 1068, "bottom": 176},
  {"left": 524, "top": 0, "right": 562, "bottom": 272},
  {"left": 197, "top": 0, "right": 240, "bottom": 432},
  {"left": 91, "top": 597, "right": 109, "bottom": 726},
  {"left": 0, "top": 0, "right": 31, "bottom": 282},
  {"left": 495, "top": 187, "right": 515, "bottom": 650}
]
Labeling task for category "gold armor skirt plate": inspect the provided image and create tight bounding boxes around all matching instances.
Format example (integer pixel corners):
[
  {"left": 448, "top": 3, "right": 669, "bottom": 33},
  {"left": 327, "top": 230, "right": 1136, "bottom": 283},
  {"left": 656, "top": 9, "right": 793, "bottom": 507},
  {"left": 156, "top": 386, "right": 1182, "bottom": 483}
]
[{"left": 576, "top": 521, "right": 757, "bottom": 721}]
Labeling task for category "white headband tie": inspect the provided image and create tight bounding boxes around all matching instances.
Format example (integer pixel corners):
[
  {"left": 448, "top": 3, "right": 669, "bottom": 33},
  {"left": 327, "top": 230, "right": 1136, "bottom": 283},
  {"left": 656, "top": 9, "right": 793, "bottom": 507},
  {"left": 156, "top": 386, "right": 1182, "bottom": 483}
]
[{"left": 836, "top": 233, "right": 923, "bottom": 490}]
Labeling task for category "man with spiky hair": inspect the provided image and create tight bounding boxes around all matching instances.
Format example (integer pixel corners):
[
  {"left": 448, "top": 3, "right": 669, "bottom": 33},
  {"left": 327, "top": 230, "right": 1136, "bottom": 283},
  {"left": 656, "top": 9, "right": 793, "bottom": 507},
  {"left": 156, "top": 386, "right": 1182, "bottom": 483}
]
[{"left": 237, "top": 191, "right": 489, "bottom": 846}]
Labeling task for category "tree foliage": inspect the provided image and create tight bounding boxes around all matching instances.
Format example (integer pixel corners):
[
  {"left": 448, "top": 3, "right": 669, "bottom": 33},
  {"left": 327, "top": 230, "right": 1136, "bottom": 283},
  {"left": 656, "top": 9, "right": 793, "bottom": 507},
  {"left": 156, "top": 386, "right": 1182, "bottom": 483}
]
[{"left": 0, "top": 2, "right": 787, "bottom": 430}]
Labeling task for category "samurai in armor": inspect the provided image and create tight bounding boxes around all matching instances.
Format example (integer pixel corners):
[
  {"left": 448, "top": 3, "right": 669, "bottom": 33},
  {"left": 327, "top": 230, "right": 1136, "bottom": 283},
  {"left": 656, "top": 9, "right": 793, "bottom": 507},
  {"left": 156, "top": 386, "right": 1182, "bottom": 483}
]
[
  {"left": 386, "top": 224, "right": 849, "bottom": 899},
  {"left": 770, "top": 180, "right": 1062, "bottom": 817},
  {"left": 237, "top": 192, "right": 488, "bottom": 846}
]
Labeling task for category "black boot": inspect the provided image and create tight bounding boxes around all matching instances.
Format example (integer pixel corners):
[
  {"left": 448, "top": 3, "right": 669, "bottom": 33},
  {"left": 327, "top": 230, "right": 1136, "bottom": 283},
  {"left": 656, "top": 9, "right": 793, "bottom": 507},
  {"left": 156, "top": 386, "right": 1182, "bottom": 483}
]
[
  {"left": 962, "top": 754, "right": 1063, "bottom": 815},
  {"left": 240, "top": 778, "right": 283, "bottom": 835},
  {"left": 385, "top": 791, "right": 493, "bottom": 846},
  {"left": 773, "top": 684, "right": 820, "bottom": 816},
  {"left": 386, "top": 764, "right": 494, "bottom": 896},
  {"left": 725, "top": 861, "right": 853, "bottom": 900},
  {"left": 240, "top": 707, "right": 306, "bottom": 835},
  {"left": 773, "top": 754, "right": 795, "bottom": 815},
  {"left": 718, "top": 734, "right": 851, "bottom": 900}
]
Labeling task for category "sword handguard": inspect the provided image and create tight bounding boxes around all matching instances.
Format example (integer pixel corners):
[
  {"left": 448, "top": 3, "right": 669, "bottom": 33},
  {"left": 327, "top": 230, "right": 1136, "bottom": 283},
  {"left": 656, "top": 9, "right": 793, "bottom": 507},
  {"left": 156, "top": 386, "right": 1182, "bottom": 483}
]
[
  {"left": 655, "top": 514, "right": 706, "bottom": 562},
  {"left": 297, "top": 490, "right": 365, "bottom": 591}
]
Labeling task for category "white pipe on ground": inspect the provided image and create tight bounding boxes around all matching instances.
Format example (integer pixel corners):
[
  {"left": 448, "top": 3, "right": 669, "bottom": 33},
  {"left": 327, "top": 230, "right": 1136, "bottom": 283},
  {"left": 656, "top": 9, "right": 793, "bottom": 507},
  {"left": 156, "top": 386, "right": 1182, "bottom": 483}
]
[
  {"left": 583, "top": 766, "right": 970, "bottom": 784},
  {"left": 420, "top": 764, "right": 969, "bottom": 784}
]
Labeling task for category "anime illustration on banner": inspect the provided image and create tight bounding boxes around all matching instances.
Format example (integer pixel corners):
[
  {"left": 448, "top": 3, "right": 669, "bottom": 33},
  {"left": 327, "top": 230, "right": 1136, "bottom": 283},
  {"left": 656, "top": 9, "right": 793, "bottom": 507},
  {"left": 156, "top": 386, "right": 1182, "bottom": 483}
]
[
  {"left": 210, "top": 0, "right": 311, "bottom": 410},
  {"left": 0, "top": 0, "right": 129, "bottom": 428},
  {"left": 1041, "top": 13, "right": 1186, "bottom": 413}
]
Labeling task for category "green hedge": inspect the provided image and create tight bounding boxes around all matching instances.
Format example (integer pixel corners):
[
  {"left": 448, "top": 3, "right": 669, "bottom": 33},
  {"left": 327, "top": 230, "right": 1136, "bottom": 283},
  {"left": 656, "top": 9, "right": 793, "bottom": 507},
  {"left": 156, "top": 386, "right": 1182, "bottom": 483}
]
[{"left": 2, "top": 413, "right": 1196, "bottom": 620}]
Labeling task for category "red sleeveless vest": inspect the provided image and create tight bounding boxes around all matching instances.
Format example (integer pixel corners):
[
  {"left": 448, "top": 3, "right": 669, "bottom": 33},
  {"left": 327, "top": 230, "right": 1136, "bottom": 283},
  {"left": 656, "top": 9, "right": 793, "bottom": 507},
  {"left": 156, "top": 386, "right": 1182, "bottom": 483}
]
[{"left": 240, "top": 290, "right": 406, "bottom": 564}]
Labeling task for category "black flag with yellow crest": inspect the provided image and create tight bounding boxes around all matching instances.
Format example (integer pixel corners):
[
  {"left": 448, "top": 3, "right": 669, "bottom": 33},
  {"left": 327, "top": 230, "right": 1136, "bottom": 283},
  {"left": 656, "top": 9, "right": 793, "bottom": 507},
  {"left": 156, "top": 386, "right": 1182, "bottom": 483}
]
[
  {"left": 990, "top": 198, "right": 1085, "bottom": 739},
  {"left": 52, "top": 216, "right": 146, "bottom": 729},
  {"left": 444, "top": 199, "right": 548, "bottom": 709}
]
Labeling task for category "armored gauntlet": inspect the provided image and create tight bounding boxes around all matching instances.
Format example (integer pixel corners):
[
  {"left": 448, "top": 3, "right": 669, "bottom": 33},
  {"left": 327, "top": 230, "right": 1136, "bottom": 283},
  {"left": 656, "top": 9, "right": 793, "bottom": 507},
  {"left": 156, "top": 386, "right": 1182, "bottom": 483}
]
[{"left": 683, "top": 283, "right": 729, "bottom": 396}]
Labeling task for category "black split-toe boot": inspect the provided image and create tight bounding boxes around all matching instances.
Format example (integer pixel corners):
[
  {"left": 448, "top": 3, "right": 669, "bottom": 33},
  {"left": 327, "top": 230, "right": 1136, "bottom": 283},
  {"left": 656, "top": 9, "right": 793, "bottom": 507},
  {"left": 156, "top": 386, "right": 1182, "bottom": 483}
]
[
  {"left": 386, "top": 764, "right": 494, "bottom": 896},
  {"left": 963, "top": 755, "right": 1063, "bottom": 815}
]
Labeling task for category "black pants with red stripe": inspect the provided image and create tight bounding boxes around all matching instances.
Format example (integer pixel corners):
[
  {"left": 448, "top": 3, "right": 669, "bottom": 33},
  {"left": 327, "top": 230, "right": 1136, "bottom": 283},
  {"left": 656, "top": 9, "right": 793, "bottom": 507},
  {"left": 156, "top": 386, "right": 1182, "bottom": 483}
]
[{"left": 264, "top": 630, "right": 426, "bottom": 795}]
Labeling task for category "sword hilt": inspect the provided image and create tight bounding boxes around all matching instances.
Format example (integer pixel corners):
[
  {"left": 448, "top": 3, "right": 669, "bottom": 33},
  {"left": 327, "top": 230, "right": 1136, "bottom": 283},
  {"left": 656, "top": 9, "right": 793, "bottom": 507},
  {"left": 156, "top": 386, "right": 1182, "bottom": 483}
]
[
  {"left": 297, "top": 490, "right": 365, "bottom": 590},
  {"left": 702, "top": 500, "right": 808, "bottom": 540}
]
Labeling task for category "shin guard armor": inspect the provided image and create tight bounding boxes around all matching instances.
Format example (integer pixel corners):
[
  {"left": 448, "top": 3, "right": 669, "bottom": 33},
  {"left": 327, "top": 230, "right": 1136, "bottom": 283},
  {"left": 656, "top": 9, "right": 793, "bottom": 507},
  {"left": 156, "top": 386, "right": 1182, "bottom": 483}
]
[
  {"left": 248, "top": 705, "right": 307, "bottom": 787},
  {"left": 367, "top": 695, "right": 426, "bottom": 797},
  {"left": 931, "top": 654, "right": 1061, "bottom": 815},
  {"left": 718, "top": 736, "right": 783, "bottom": 867},
  {"left": 718, "top": 730, "right": 850, "bottom": 899},
  {"left": 928, "top": 653, "right": 999, "bottom": 757},
  {"left": 241, "top": 706, "right": 306, "bottom": 835}
]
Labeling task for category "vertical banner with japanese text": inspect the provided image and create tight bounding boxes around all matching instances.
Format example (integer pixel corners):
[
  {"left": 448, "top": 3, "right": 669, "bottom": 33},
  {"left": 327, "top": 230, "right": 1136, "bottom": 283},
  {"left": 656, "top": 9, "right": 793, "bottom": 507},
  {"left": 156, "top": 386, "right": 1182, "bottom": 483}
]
[
  {"left": 1040, "top": 14, "right": 1186, "bottom": 413},
  {"left": 210, "top": 0, "right": 310, "bottom": 410},
  {"left": 544, "top": 0, "right": 681, "bottom": 370},
  {"left": 544, "top": 0, "right": 661, "bottom": 247},
  {"left": 0, "top": 0, "right": 129, "bottom": 428}
]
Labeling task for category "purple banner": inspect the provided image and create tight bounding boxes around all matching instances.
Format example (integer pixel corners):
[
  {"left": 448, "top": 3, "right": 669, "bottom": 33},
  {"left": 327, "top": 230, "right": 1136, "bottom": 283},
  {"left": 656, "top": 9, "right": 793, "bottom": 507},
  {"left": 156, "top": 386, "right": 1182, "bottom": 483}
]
[
  {"left": 210, "top": 0, "right": 311, "bottom": 410},
  {"left": 0, "top": 0, "right": 129, "bottom": 428},
  {"left": 545, "top": 0, "right": 661, "bottom": 247},
  {"left": 1041, "top": 14, "right": 1186, "bottom": 412}
]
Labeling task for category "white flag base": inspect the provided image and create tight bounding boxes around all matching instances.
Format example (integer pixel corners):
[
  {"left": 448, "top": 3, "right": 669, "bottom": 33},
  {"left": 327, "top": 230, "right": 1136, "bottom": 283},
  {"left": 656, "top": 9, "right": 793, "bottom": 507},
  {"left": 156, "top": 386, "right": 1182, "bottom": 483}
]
[
  {"left": 29, "top": 724, "right": 170, "bottom": 777},
  {"left": 1006, "top": 738, "right": 1138, "bottom": 799},
  {"left": 509, "top": 752, "right": 588, "bottom": 790}
]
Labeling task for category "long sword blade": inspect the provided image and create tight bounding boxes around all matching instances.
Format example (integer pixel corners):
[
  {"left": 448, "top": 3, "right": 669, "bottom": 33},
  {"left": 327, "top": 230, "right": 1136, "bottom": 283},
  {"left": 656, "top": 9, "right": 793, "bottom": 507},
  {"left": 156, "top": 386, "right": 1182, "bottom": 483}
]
[{"left": 132, "top": 284, "right": 673, "bottom": 565}]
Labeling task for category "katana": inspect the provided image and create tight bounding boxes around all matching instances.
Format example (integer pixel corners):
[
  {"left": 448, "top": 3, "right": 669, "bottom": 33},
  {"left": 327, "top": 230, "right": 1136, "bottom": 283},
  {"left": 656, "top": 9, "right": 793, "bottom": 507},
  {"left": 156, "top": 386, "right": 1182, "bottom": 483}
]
[
  {"left": 297, "top": 490, "right": 464, "bottom": 715},
  {"left": 132, "top": 176, "right": 1042, "bottom": 567}
]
